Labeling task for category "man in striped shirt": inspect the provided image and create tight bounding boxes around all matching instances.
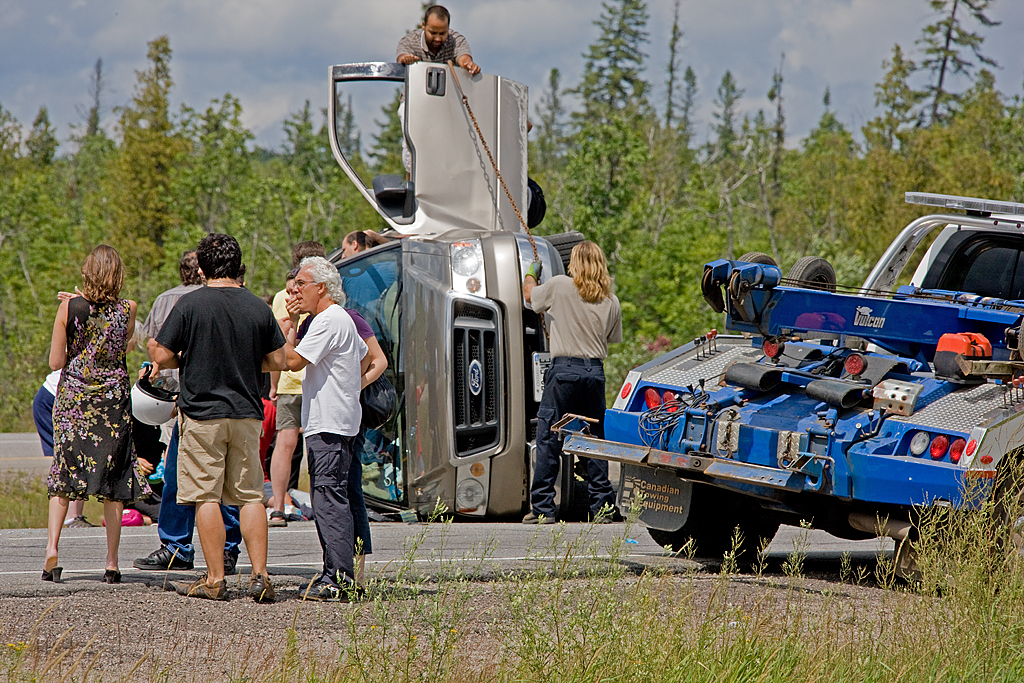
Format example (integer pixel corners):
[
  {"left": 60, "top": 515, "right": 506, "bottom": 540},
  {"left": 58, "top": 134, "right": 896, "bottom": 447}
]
[{"left": 396, "top": 4, "right": 480, "bottom": 75}]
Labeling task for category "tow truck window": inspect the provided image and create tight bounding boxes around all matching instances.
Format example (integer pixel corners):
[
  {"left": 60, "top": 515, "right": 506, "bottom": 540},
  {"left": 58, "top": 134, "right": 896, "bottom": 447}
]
[
  {"left": 337, "top": 245, "right": 403, "bottom": 504},
  {"left": 925, "top": 233, "right": 1024, "bottom": 300}
]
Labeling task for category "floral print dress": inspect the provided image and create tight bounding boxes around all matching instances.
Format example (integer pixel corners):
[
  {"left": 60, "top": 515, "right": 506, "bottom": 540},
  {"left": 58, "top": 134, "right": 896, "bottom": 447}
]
[{"left": 48, "top": 297, "right": 150, "bottom": 502}]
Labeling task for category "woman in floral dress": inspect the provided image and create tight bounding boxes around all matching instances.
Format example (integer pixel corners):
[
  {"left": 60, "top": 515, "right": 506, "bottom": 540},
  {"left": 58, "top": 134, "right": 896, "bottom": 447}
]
[{"left": 44, "top": 245, "right": 150, "bottom": 583}]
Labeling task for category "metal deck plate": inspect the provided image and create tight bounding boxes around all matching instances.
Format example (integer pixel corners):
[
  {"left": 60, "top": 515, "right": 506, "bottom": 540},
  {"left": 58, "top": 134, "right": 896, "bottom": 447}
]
[
  {"left": 888, "top": 382, "right": 1006, "bottom": 432},
  {"left": 646, "top": 343, "right": 762, "bottom": 388}
]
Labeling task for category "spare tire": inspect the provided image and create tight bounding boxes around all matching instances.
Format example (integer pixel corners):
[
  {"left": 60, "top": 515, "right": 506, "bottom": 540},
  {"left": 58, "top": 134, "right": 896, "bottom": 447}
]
[
  {"left": 544, "top": 231, "right": 586, "bottom": 272},
  {"left": 786, "top": 256, "right": 837, "bottom": 292},
  {"left": 737, "top": 251, "right": 777, "bottom": 267}
]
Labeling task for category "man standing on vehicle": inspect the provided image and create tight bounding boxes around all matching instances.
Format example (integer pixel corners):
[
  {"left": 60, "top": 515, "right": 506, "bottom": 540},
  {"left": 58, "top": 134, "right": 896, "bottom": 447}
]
[
  {"left": 522, "top": 241, "right": 622, "bottom": 524},
  {"left": 282, "top": 256, "right": 369, "bottom": 601},
  {"left": 395, "top": 5, "right": 480, "bottom": 173},
  {"left": 396, "top": 5, "right": 480, "bottom": 75},
  {"left": 134, "top": 250, "right": 244, "bottom": 575},
  {"left": 151, "top": 234, "right": 286, "bottom": 602}
]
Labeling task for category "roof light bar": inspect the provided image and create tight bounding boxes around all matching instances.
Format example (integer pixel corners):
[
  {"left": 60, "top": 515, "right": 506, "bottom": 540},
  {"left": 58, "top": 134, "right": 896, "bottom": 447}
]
[{"left": 904, "top": 192, "right": 1024, "bottom": 217}]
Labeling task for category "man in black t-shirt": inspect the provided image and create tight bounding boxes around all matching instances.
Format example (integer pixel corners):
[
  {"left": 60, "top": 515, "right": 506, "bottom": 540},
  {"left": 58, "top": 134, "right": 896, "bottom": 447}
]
[{"left": 151, "top": 234, "right": 287, "bottom": 602}]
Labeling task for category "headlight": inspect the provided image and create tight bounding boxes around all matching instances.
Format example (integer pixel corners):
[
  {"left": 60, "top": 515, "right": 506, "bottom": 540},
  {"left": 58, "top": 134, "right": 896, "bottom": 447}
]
[
  {"left": 455, "top": 478, "right": 486, "bottom": 511},
  {"left": 451, "top": 242, "right": 482, "bottom": 276},
  {"left": 450, "top": 240, "right": 486, "bottom": 297}
]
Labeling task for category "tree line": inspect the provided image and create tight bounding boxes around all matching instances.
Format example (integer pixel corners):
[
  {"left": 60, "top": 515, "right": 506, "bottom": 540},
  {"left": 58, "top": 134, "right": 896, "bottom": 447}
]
[{"left": 0, "top": 0, "right": 1019, "bottom": 429}]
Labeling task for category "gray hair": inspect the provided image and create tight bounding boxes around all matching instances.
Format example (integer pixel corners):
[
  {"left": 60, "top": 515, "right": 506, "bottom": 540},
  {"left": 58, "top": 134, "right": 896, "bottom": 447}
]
[{"left": 300, "top": 256, "right": 346, "bottom": 306}]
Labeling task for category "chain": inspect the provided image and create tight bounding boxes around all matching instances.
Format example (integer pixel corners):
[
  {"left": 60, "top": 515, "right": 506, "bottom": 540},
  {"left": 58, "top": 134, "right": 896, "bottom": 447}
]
[{"left": 447, "top": 62, "right": 549, "bottom": 340}]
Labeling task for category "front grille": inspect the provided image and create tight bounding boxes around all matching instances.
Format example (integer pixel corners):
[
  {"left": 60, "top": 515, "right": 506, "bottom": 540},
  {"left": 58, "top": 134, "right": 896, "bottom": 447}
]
[{"left": 451, "top": 299, "right": 502, "bottom": 456}]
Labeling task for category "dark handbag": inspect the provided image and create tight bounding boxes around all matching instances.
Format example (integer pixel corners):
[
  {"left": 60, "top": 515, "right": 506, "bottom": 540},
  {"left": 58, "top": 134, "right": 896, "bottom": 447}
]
[{"left": 360, "top": 374, "right": 397, "bottom": 429}]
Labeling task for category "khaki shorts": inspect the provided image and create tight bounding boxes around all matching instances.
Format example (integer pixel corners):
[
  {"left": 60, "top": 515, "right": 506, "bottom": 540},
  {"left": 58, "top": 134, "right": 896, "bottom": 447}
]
[
  {"left": 177, "top": 414, "right": 264, "bottom": 506},
  {"left": 276, "top": 394, "right": 302, "bottom": 431}
]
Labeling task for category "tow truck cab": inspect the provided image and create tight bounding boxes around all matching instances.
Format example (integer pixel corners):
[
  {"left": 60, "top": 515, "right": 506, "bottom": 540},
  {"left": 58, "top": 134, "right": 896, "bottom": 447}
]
[{"left": 326, "top": 62, "right": 583, "bottom": 519}]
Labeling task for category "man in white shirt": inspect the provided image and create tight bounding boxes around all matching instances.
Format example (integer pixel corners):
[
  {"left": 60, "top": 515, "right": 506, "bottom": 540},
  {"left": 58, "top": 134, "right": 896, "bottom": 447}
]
[{"left": 282, "top": 256, "right": 369, "bottom": 601}]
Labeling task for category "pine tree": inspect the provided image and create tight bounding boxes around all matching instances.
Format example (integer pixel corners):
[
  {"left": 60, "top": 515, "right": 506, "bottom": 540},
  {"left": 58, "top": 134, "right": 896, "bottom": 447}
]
[
  {"left": 108, "top": 35, "right": 187, "bottom": 286},
  {"left": 369, "top": 89, "right": 404, "bottom": 176},
  {"left": 76, "top": 58, "right": 106, "bottom": 138},
  {"left": 335, "top": 92, "right": 361, "bottom": 161},
  {"left": 711, "top": 71, "right": 743, "bottom": 157},
  {"left": 178, "top": 94, "right": 254, "bottom": 235},
  {"left": 863, "top": 45, "right": 920, "bottom": 151},
  {"left": 664, "top": 0, "right": 683, "bottom": 127},
  {"left": 26, "top": 107, "right": 57, "bottom": 166},
  {"left": 678, "top": 66, "right": 698, "bottom": 139},
  {"left": 533, "top": 68, "right": 566, "bottom": 174},
  {"left": 565, "top": 0, "right": 652, "bottom": 258},
  {"left": 574, "top": 0, "right": 650, "bottom": 124},
  {"left": 917, "top": 0, "right": 1000, "bottom": 125}
]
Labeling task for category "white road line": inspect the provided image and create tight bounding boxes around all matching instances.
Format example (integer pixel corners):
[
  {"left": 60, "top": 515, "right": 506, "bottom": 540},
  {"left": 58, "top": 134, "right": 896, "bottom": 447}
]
[{"left": 0, "top": 553, "right": 661, "bottom": 577}]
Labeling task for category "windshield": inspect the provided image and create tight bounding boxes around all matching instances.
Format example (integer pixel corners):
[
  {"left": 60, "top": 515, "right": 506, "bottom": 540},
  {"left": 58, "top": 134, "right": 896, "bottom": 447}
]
[{"left": 337, "top": 244, "right": 404, "bottom": 505}]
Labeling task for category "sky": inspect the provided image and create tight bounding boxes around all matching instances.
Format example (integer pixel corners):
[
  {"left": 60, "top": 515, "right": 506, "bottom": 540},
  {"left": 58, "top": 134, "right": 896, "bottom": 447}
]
[{"left": 2, "top": 0, "right": 1023, "bottom": 155}]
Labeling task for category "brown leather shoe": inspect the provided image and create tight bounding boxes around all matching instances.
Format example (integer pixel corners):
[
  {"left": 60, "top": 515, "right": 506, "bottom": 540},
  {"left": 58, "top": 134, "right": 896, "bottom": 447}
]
[
  {"left": 248, "top": 573, "right": 276, "bottom": 603},
  {"left": 176, "top": 573, "right": 228, "bottom": 601}
]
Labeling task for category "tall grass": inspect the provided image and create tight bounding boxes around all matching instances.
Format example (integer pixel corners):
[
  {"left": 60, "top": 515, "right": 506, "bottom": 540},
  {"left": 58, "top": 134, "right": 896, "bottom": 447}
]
[
  {"left": 0, "top": 473, "right": 49, "bottom": 529},
  {"left": 7, "top": 460, "right": 1024, "bottom": 682},
  {"left": 0, "top": 472, "right": 105, "bottom": 528}
]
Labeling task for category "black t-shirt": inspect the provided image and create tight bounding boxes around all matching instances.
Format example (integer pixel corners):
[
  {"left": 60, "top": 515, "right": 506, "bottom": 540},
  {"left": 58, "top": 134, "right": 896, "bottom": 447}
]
[{"left": 156, "top": 286, "right": 285, "bottom": 421}]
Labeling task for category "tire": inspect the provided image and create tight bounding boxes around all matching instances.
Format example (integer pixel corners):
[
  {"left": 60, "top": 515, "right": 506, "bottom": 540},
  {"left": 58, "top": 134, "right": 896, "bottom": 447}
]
[
  {"left": 646, "top": 484, "right": 780, "bottom": 567},
  {"left": 786, "top": 256, "right": 837, "bottom": 292},
  {"left": 737, "top": 251, "right": 778, "bottom": 267},
  {"left": 543, "top": 231, "right": 586, "bottom": 272}
]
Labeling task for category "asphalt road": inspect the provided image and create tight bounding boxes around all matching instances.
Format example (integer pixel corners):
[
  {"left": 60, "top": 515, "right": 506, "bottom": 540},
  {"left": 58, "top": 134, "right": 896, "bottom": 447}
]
[
  {"left": 0, "top": 520, "right": 892, "bottom": 597},
  {"left": 1, "top": 431, "right": 894, "bottom": 595}
]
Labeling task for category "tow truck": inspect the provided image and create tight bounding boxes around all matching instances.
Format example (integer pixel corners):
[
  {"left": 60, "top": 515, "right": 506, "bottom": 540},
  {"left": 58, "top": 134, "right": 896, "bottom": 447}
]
[{"left": 559, "top": 192, "right": 1024, "bottom": 574}]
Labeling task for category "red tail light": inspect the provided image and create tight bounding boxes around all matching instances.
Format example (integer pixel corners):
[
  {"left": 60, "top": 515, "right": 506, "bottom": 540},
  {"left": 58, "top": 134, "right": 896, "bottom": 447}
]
[
  {"left": 663, "top": 391, "right": 679, "bottom": 412},
  {"left": 844, "top": 353, "right": 866, "bottom": 376},
  {"left": 930, "top": 434, "right": 950, "bottom": 460},
  {"left": 762, "top": 339, "right": 783, "bottom": 359},
  {"left": 949, "top": 438, "right": 966, "bottom": 464},
  {"left": 644, "top": 388, "right": 662, "bottom": 409}
]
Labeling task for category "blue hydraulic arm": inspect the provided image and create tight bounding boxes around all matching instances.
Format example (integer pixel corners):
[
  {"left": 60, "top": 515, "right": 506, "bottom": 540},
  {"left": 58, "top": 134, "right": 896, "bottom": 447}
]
[{"left": 701, "top": 260, "right": 1022, "bottom": 359}]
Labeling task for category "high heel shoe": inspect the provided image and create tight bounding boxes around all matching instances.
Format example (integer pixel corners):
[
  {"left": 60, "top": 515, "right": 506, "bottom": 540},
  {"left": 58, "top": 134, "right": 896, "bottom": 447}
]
[
  {"left": 103, "top": 569, "right": 121, "bottom": 584},
  {"left": 41, "top": 566, "right": 63, "bottom": 583}
]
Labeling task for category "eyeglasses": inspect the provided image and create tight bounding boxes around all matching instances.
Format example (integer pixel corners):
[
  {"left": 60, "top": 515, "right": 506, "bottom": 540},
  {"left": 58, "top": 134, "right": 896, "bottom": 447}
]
[{"left": 293, "top": 279, "right": 320, "bottom": 289}]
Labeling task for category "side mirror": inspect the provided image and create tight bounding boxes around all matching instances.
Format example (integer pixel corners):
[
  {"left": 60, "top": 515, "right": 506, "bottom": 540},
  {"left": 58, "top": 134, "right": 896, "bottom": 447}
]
[{"left": 372, "top": 174, "right": 416, "bottom": 224}]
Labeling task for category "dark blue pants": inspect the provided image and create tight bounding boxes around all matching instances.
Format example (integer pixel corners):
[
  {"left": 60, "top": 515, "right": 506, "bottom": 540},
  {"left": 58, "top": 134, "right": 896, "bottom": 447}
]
[
  {"left": 350, "top": 432, "right": 372, "bottom": 554},
  {"left": 32, "top": 387, "right": 55, "bottom": 458},
  {"left": 158, "top": 423, "right": 241, "bottom": 562},
  {"left": 307, "top": 432, "right": 356, "bottom": 586},
  {"left": 531, "top": 357, "right": 616, "bottom": 518}
]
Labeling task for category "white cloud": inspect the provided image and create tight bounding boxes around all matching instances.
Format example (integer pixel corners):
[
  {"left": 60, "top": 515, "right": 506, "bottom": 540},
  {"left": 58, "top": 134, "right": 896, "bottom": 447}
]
[{"left": 1, "top": 0, "right": 1022, "bottom": 153}]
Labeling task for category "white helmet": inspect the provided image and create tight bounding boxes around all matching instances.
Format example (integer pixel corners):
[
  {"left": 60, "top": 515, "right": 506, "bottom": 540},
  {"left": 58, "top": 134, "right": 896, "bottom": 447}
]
[{"left": 131, "top": 378, "right": 178, "bottom": 426}]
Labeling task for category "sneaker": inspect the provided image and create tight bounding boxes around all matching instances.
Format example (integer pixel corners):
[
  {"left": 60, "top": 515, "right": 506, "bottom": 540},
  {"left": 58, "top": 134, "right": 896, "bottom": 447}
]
[
  {"left": 268, "top": 510, "right": 288, "bottom": 528},
  {"left": 522, "top": 512, "right": 557, "bottom": 525},
  {"left": 65, "top": 516, "right": 97, "bottom": 529},
  {"left": 133, "top": 546, "right": 194, "bottom": 571},
  {"left": 248, "top": 573, "right": 276, "bottom": 603},
  {"left": 302, "top": 581, "right": 345, "bottom": 602},
  {"left": 224, "top": 551, "right": 239, "bottom": 575},
  {"left": 176, "top": 574, "right": 228, "bottom": 601}
]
